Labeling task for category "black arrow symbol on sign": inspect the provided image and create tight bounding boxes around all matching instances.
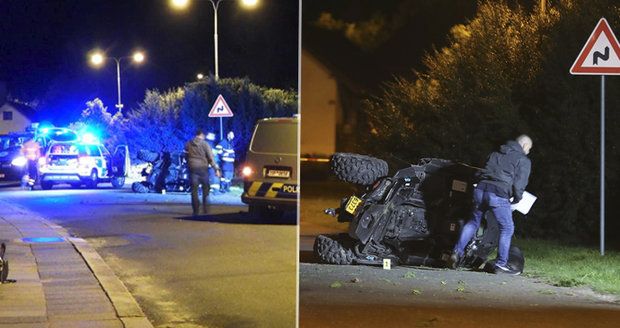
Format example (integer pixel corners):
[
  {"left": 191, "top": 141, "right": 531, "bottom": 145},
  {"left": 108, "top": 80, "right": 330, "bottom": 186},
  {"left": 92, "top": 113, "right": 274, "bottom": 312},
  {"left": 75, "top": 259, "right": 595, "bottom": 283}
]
[
  {"left": 217, "top": 106, "right": 224, "bottom": 112},
  {"left": 593, "top": 46, "right": 610, "bottom": 65}
]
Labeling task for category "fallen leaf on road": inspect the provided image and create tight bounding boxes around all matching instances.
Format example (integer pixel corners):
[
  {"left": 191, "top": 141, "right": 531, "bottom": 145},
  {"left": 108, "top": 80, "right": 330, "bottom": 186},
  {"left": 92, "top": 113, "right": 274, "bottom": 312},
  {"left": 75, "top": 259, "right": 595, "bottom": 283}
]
[
  {"left": 440, "top": 281, "right": 447, "bottom": 286},
  {"left": 456, "top": 286, "right": 466, "bottom": 293},
  {"left": 404, "top": 271, "right": 417, "bottom": 279},
  {"left": 350, "top": 277, "right": 361, "bottom": 283},
  {"left": 415, "top": 317, "right": 438, "bottom": 327},
  {"left": 330, "top": 282, "right": 342, "bottom": 288},
  {"left": 538, "top": 289, "right": 556, "bottom": 295},
  {"left": 411, "top": 289, "right": 422, "bottom": 295}
]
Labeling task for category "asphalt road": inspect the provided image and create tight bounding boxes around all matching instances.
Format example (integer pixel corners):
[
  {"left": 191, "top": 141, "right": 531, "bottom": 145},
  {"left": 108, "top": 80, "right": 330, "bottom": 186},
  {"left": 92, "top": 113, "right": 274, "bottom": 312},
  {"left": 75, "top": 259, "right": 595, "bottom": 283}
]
[
  {"left": 0, "top": 183, "right": 297, "bottom": 328},
  {"left": 299, "top": 196, "right": 620, "bottom": 328}
]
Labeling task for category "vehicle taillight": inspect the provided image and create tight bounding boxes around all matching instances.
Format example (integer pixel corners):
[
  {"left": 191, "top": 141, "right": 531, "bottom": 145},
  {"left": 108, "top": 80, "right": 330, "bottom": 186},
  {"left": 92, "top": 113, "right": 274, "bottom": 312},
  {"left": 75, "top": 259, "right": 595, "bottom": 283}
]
[{"left": 242, "top": 166, "right": 253, "bottom": 177}]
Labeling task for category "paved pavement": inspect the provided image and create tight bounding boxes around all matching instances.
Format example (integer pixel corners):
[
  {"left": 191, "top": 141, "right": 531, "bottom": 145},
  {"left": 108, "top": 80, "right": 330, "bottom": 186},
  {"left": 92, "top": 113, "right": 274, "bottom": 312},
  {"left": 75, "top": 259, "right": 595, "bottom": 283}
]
[
  {"left": 0, "top": 199, "right": 152, "bottom": 328},
  {"left": 0, "top": 185, "right": 297, "bottom": 328}
]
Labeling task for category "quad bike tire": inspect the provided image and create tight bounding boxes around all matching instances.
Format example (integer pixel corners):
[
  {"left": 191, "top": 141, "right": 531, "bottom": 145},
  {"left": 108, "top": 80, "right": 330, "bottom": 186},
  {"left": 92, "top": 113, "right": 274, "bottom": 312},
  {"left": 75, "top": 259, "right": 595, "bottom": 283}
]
[
  {"left": 111, "top": 176, "right": 125, "bottom": 189},
  {"left": 40, "top": 181, "right": 53, "bottom": 190},
  {"left": 137, "top": 149, "right": 159, "bottom": 163},
  {"left": 314, "top": 234, "right": 355, "bottom": 265},
  {"left": 331, "top": 153, "right": 389, "bottom": 186},
  {"left": 132, "top": 181, "right": 150, "bottom": 193}
]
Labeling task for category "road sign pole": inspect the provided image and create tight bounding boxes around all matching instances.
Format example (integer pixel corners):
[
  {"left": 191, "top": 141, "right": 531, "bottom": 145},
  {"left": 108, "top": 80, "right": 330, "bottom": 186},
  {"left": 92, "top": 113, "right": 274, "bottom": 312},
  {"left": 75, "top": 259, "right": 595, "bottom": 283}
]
[
  {"left": 220, "top": 117, "right": 224, "bottom": 141},
  {"left": 600, "top": 75, "right": 605, "bottom": 256}
]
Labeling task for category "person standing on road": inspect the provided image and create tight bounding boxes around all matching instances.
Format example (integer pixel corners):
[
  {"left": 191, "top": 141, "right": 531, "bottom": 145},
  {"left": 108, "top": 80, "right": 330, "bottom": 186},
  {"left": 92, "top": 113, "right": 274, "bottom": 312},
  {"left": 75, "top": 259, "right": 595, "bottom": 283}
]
[
  {"left": 21, "top": 138, "right": 41, "bottom": 190},
  {"left": 185, "top": 129, "right": 221, "bottom": 216},
  {"left": 449, "top": 135, "right": 532, "bottom": 274},
  {"left": 216, "top": 131, "right": 236, "bottom": 193},
  {"left": 206, "top": 132, "right": 220, "bottom": 193}
]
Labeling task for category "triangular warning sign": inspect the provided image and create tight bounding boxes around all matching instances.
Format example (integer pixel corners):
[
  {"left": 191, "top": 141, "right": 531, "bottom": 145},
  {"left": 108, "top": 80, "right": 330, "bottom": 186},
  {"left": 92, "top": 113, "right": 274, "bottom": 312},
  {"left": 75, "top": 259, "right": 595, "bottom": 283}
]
[
  {"left": 571, "top": 18, "right": 620, "bottom": 75},
  {"left": 208, "top": 94, "right": 234, "bottom": 117}
]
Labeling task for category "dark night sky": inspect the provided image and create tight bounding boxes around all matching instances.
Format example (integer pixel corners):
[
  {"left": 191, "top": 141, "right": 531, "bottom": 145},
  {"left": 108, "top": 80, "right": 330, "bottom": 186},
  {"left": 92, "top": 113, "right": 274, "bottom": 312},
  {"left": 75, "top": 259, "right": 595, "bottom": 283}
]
[{"left": 0, "top": 0, "right": 299, "bottom": 124}]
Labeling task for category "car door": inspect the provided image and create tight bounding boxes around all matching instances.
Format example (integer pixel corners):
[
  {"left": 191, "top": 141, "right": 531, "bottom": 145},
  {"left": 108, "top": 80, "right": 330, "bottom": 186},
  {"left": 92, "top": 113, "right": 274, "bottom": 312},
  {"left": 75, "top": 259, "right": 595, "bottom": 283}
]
[{"left": 112, "top": 145, "right": 130, "bottom": 177}]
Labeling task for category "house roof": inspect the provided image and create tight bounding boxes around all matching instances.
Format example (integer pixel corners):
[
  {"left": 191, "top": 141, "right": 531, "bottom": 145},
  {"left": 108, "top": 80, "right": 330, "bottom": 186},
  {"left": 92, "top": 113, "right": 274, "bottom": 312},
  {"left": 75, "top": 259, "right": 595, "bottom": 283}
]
[{"left": 2, "top": 101, "right": 39, "bottom": 121}]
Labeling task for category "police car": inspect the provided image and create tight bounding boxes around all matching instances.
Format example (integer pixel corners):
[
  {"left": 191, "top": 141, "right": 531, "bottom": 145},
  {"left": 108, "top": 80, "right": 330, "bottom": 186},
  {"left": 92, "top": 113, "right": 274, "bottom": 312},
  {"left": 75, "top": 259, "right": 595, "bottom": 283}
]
[
  {"left": 241, "top": 117, "right": 298, "bottom": 217},
  {"left": 38, "top": 138, "right": 129, "bottom": 190}
]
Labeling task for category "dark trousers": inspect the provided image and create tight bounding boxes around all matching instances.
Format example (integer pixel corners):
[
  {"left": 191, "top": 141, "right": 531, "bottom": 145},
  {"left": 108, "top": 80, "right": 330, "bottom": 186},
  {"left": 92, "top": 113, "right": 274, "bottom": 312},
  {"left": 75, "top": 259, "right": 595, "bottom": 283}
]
[
  {"left": 190, "top": 166, "right": 210, "bottom": 215},
  {"left": 220, "top": 162, "right": 234, "bottom": 192}
]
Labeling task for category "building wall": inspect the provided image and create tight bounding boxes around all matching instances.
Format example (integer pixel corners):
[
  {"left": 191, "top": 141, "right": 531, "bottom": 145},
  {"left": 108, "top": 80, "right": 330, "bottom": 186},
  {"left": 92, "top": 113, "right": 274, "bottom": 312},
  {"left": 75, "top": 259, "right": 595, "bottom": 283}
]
[
  {"left": 0, "top": 103, "right": 31, "bottom": 134},
  {"left": 300, "top": 49, "right": 339, "bottom": 156}
]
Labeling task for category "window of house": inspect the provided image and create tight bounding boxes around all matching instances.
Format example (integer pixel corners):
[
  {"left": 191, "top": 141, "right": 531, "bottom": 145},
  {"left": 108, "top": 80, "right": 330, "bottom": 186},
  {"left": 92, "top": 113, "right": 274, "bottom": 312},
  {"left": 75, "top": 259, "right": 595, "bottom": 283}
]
[{"left": 2, "top": 111, "right": 13, "bottom": 121}]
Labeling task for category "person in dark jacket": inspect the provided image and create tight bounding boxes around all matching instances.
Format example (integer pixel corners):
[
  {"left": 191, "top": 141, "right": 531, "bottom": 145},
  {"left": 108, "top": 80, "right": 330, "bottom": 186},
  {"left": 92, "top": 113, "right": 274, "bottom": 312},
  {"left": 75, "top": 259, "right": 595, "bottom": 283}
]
[
  {"left": 449, "top": 135, "right": 532, "bottom": 274},
  {"left": 185, "top": 129, "right": 221, "bottom": 216}
]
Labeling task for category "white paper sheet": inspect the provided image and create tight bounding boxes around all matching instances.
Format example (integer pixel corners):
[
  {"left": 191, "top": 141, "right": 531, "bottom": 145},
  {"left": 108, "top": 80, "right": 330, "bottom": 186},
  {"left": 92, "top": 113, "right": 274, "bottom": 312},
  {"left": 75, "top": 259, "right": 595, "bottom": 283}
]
[{"left": 510, "top": 191, "right": 537, "bottom": 215}]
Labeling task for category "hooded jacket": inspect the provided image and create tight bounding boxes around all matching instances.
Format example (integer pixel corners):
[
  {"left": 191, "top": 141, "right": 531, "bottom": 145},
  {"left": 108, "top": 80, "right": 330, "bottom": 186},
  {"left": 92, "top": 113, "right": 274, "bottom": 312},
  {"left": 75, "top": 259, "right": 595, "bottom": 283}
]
[
  {"left": 477, "top": 140, "right": 531, "bottom": 202},
  {"left": 185, "top": 137, "right": 219, "bottom": 170}
]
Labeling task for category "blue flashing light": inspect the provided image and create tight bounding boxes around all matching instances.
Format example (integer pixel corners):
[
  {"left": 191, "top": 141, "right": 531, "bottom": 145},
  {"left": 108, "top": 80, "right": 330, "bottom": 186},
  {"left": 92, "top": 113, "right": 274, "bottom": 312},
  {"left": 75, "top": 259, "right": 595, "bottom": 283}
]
[
  {"left": 22, "top": 237, "right": 65, "bottom": 243},
  {"left": 81, "top": 132, "right": 99, "bottom": 144}
]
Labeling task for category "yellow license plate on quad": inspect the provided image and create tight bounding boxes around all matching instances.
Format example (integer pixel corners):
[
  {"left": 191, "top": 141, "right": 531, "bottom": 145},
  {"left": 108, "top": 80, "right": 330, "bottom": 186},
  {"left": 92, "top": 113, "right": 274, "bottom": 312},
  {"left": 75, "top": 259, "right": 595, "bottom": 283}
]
[{"left": 345, "top": 196, "right": 363, "bottom": 214}]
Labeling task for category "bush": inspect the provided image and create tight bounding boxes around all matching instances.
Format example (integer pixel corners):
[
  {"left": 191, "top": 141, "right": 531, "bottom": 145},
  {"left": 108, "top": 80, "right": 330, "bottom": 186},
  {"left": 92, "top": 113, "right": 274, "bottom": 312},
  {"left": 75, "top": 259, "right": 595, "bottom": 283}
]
[{"left": 122, "top": 76, "right": 298, "bottom": 163}]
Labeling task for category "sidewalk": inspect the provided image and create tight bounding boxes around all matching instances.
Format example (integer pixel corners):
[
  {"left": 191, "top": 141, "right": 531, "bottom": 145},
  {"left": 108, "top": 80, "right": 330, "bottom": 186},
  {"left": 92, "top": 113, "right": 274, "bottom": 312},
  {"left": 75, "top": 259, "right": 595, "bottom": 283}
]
[{"left": 0, "top": 201, "right": 153, "bottom": 328}]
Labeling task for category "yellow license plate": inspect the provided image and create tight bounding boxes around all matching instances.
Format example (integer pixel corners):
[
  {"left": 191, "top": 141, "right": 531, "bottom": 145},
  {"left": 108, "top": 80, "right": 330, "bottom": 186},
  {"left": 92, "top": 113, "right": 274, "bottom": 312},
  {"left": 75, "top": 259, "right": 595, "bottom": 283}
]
[
  {"left": 345, "top": 196, "right": 363, "bottom": 214},
  {"left": 267, "top": 169, "right": 290, "bottom": 178}
]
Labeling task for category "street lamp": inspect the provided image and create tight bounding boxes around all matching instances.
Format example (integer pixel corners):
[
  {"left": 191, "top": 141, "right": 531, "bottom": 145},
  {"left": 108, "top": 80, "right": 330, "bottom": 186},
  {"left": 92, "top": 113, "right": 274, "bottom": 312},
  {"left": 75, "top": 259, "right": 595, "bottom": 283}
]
[
  {"left": 197, "top": 73, "right": 205, "bottom": 80},
  {"left": 89, "top": 50, "right": 146, "bottom": 112},
  {"left": 170, "top": 0, "right": 259, "bottom": 80}
]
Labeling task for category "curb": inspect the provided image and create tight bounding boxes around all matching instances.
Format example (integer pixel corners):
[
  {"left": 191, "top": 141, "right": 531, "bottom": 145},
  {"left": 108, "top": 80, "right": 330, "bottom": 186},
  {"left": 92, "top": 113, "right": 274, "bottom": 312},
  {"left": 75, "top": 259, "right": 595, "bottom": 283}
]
[
  {"left": 68, "top": 236, "right": 153, "bottom": 328},
  {"left": 3, "top": 203, "right": 153, "bottom": 328}
]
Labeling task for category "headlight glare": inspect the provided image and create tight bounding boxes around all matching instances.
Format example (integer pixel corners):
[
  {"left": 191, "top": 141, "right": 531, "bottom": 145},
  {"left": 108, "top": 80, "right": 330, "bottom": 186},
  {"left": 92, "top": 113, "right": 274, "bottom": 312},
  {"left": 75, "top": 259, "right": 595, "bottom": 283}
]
[{"left": 11, "top": 156, "right": 28, "bottom": 167}]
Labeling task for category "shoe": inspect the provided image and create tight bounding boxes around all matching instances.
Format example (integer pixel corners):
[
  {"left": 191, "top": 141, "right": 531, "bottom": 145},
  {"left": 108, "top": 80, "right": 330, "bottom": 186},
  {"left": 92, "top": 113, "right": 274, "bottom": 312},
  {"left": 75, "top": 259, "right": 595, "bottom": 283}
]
[
  {"left": 494, "top": 264, "right": 521, "bottom": 275},
  {"left": 447, "top": 251, "right": 460, "bottom": 269}
]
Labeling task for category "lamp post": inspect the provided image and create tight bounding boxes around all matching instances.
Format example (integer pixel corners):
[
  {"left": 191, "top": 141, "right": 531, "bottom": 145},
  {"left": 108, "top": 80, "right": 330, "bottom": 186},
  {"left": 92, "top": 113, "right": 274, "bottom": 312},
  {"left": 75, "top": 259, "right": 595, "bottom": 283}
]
[
  {"left": 89, "top": 51, "right": 145, "bottom": 112},
  {"left": 170, "top": 0, "right": 259, "bottom": 81}
]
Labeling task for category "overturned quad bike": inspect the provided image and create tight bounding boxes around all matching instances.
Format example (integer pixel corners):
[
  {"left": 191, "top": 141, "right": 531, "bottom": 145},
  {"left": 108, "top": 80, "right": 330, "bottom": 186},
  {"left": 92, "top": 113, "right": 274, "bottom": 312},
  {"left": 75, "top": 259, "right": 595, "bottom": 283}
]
[
  {"left": 314, "top": 153, "right": 525, "bottom": 273},
  {"left": 132, "top": 150, "right": 191, "bottom": 193}
]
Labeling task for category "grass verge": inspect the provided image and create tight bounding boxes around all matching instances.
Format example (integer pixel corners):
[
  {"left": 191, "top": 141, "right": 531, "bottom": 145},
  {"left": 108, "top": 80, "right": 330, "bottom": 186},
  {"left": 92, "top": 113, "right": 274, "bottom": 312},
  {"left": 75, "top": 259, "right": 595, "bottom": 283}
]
[{"left": 516, "top": 238, "right": 620, "bottom": 296}]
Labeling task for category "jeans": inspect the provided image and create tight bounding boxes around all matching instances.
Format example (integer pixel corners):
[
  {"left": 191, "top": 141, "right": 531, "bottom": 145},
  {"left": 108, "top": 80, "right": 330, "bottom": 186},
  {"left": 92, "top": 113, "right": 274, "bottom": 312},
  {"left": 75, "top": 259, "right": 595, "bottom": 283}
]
[
  {"left": 190, "top": 166, "right": 210, "bottom": 215},
  {"left": 453, "top": 187, "right": 514, "bottom": 267}
]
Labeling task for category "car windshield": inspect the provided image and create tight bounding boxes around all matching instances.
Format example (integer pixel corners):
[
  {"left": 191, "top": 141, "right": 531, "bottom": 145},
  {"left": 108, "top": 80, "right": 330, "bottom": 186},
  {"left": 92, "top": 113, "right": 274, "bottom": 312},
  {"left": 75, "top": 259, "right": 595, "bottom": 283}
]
[
  {"left": 0, "top": 137, "right": 9, "bottom": 151},
  {"left": 49, "top": 143, "right": 80, "bottom": 155},
  {"left": 0, "top": 136, "right": 24, "bottom": 151},
  {"left": 250, "top": 121, "right": 297, "bottom": 155}
]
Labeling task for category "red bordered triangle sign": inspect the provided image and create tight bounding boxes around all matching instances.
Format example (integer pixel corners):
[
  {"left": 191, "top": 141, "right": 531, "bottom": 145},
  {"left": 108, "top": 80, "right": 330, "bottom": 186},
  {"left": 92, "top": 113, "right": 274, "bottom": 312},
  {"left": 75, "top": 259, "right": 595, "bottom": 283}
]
[
  {"left": 570, "top": 18, "right": 620, "bottom": 75},
  {"left": 208, "top": 94, "right": 234, "bottom": 117}
]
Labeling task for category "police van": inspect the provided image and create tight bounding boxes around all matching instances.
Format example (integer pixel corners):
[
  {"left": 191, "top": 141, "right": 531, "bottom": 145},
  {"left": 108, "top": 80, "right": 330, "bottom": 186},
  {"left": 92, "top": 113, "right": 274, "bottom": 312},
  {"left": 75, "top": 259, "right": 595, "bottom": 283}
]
[
  {"left": 38, "top": 139, "right": 129, "bottom": 190},
  {"left": 241, "top": 117, "right": 298, "bottom": 218}
]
